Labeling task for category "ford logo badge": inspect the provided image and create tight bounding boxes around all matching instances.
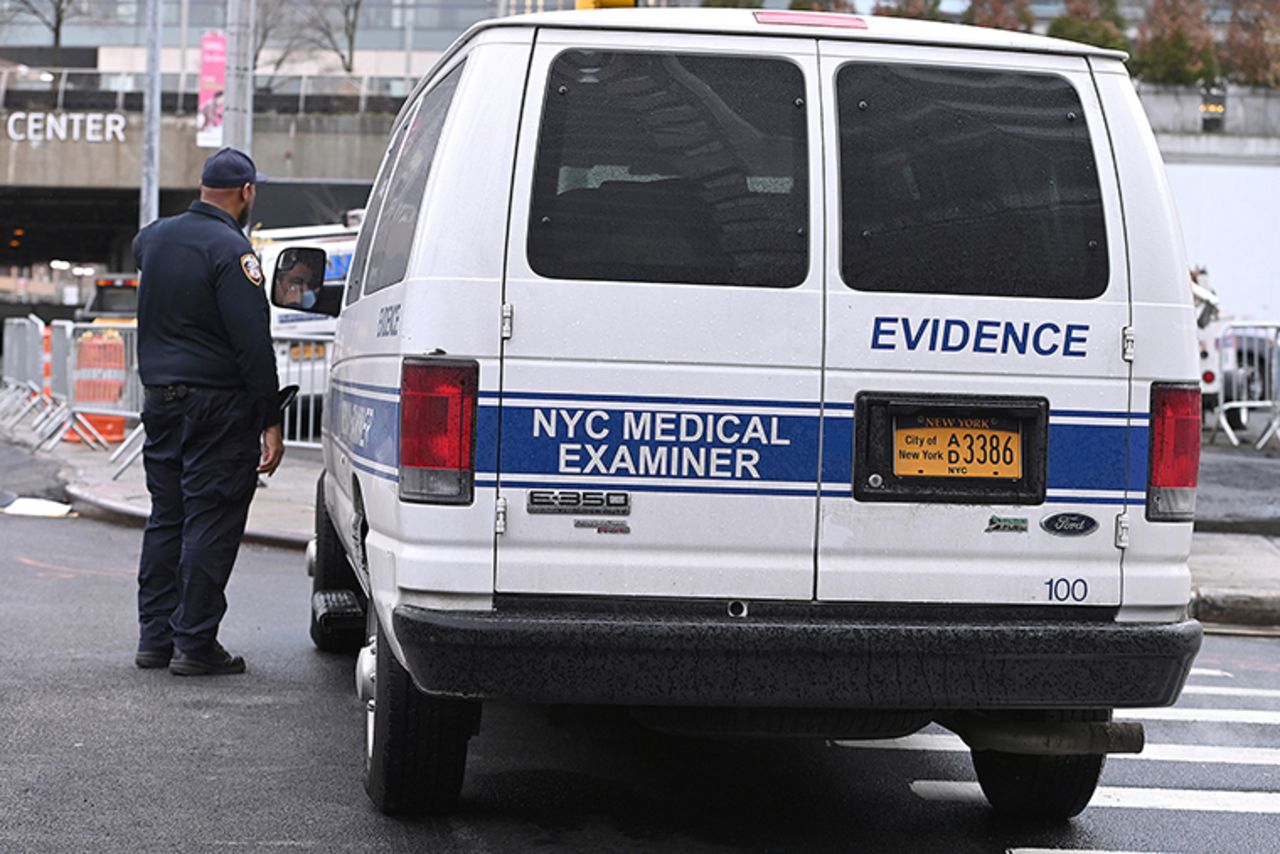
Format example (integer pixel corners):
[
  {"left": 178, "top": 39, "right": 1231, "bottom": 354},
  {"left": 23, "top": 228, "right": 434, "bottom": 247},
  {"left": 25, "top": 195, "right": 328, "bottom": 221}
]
[{"left": 1041, "top": 513, "right": 1099, "bottom": 537}]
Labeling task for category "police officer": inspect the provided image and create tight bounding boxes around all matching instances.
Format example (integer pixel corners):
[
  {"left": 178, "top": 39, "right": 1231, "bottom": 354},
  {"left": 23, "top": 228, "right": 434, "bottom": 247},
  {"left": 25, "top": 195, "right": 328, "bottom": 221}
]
[{"left": 132, "top": 147, "right": 285, "bottom": 676}]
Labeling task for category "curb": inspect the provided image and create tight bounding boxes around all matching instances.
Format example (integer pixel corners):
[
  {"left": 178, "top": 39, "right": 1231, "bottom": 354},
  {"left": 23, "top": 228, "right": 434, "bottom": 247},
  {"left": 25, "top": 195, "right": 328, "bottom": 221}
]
[
  {"left": 1194, "top": 517, "right": 1280, "bottom": 538},
  {"left": 66, "top": 483, "right": 311, "bottom": 551},
  {"left": 1190, "top": 586, "right": 1280, "bottom": 627}
]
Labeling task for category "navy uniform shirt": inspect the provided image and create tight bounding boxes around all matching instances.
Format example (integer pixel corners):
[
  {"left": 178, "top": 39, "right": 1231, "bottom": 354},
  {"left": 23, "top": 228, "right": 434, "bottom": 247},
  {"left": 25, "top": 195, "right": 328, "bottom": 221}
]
[{"left": 133, "top": 200, "right": 281, "bottom": 427}]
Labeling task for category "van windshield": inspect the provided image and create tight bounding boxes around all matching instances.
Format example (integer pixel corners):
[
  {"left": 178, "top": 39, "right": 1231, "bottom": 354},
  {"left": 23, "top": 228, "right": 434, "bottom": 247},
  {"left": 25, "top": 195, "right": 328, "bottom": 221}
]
[{"left": 837, "top": 64, "right": 1108, "bottom": 300}]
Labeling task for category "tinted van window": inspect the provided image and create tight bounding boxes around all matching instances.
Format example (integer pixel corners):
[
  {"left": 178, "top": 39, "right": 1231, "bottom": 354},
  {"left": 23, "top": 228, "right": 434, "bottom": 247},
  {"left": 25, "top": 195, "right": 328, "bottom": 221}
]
[
  {"left": 838, "top": 64, "right": 1108, "bottom": 299},
  {"left": 528, "top": 50, "right": 808, "bottom": 288},
  {"left": 364, "top": 62, "right": 465, "bottom": 295},
  {"left": 344, "top": 116, "right": 412, "bottom": 306}
]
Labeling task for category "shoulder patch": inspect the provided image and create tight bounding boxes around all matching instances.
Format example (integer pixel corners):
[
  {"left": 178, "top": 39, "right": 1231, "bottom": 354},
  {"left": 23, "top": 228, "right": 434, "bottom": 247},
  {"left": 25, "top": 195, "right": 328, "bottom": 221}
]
[{"left": 240, "top": 252, "right": 263, "bottom": 286}]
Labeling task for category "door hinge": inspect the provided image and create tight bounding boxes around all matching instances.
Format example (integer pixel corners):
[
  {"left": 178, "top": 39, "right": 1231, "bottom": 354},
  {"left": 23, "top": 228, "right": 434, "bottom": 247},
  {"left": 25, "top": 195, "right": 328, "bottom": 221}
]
[
  {"left": 1114, "top": 512, "right": 1130, "bottom": 549},
  {"left": 495, "top": 496, "right": 508, "bottom": 535},
  {"left": 1121, "top": 326, "right": 1135, "bottom": 362},
  {"left": 501, "top": 303, "right": 514, "bottom": 340}
]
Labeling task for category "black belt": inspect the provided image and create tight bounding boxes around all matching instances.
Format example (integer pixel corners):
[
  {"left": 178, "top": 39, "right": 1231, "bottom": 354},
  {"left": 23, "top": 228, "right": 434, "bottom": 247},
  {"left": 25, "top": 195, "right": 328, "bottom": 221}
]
[{"left": 145, "top": 383, "right": 221, "bottom": 402}]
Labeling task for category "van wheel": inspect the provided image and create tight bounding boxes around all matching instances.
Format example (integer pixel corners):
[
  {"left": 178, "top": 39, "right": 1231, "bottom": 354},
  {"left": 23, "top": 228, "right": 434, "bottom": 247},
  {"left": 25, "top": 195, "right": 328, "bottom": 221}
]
[
  {"left": 364, "top": 620, "right": 478, "bottom": 816},
  {"left": 311, "top": 473, "right": 366, "bottom": 653},
  {"left": 970, "top": 709, "right": 1108, "bottom": 821}
]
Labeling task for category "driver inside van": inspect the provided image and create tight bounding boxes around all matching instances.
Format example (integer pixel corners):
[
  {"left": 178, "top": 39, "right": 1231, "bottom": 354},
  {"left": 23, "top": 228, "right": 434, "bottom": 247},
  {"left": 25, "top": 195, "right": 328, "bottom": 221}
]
[{"left": 277, "top": 253, "right": 322, "bottom": 310}]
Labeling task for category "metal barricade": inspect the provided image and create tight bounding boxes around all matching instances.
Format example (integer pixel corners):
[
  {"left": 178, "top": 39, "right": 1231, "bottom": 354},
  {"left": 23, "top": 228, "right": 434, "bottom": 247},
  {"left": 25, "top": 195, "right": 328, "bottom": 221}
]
[
  {"left": 34, "top": 320, "right": 105, "bottom": 450},
  {"left": 40, "top": 324, "right": 145, "bottom": 467},
  {"left": 274, "top": 334, "right": 334, "bottom": 449},
  {"left": 3, "top": 315, "right": 50, "bottom": 427},
  {"left": 1214, "top": 322, "right": 1280, "bottom": 449},
  {"left": 0, "top": 317, "right": 29, "bottom": 410}
]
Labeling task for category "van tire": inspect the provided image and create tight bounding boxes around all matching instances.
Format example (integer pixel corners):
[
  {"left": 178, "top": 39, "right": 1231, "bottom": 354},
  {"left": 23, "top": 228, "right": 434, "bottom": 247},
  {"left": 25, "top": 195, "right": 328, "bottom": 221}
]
[
  {"left": 970, "top": 709, "right": 1108, "bottom": 821},
  {"left": 364, "top": 620, "right": 477, "bottom": 816},
  {"left": 311, "top": 473, "right": 365, "bottom": 654}
]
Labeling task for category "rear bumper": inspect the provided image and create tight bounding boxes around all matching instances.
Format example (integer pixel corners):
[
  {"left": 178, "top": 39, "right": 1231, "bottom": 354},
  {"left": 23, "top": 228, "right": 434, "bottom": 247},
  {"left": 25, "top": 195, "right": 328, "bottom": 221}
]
[{"left": 393, "top": 600, "right": 1201, "bottom": 710}]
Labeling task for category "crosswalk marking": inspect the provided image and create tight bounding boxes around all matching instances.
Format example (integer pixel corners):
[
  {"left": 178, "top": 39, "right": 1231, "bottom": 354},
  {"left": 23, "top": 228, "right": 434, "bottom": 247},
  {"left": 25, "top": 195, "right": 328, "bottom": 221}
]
[
  {"left": 1190, "top": 667, "right": 1234, "bottom": 679},
  {"left": 1008, "top": 849, "right": 1170, "bottom": 854},
  {"left": 836, "top": 733, "right": 1280, "bottom": 766},
  {"left": 1116, "top": 707, "right": 1280, "bottom": 725},
  {"left": 912, "top": 780, "right": 1280, "bottom": 813},
  {"left": 1182, "top": 684, "right": 1280, "bottom": 699}
]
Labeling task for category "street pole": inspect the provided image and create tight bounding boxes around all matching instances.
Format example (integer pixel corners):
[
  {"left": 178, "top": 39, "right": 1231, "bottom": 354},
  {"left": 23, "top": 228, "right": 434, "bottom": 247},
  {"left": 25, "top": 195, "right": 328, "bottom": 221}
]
[
  {"left": 139, "top": 0, "right": 161, "bottom": 229},
  {"left": 403, "top": 1, "right": 414, "bottom": 87},
  {"left": 177, "top": 0, "right": 189, "bottom": 114},
  {"left": 224, "top": 0, "right": 256, "bottom": 154}
]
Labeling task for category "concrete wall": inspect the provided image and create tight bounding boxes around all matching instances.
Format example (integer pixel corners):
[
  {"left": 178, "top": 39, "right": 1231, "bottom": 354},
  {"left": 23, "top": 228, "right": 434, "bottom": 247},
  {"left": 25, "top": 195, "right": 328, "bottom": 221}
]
[
  {"left": 0, "top": 112, "right": 394, "bottom": 189},
  {"left": 1138, "top": 84, "right": 1280, "bottom": 137},
  {"left": 1136, "top": 85, "right": 1206, "bottom": 134}
]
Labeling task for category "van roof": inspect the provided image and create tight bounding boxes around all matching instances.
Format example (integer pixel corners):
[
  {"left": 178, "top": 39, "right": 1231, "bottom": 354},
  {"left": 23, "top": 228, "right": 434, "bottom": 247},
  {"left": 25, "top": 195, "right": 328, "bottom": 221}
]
[{"left": 469, "top": 9, "right": 1126, "bottom": 62}]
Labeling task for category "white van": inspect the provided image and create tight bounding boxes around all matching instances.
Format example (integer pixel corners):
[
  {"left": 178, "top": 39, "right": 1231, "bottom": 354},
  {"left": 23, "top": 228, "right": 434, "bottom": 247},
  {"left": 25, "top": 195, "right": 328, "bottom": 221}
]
[{"left": 272, "top": 9, "right": 1203, "bottom": 822}]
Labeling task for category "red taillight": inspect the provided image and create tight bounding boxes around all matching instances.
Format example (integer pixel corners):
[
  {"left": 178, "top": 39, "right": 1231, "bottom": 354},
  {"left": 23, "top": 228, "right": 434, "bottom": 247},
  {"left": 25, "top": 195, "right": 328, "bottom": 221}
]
[
  {"left": 1202, "top": 370, "right": 1215, "bottom": 385},
  {"left": 1147, "top": 383, "right": 1200, "bottom": 522},
  {"left": 399, "top": 359, "right": 477, "bottom": 504}
]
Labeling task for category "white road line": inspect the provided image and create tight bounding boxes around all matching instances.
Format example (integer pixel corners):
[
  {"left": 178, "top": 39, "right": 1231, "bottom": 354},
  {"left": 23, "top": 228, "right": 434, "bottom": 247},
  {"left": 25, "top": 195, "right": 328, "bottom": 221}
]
[
  {"left": 1190, "top": 667, "right": 1234, "bottom": 679},
  {"left": 836, "top": 733, "right": 1280, "bottom": 766},
  {"left": 1117, "top": 707, "right": 1280, "bottom": 725},
  {"left": 912, "top": 781, "right": 1280, "bottom": 814},
  {"left": 1008, "top": 849, "right": 1171, "bottom": 854},
  {"left": 1182, "top": 685, "right": 1280, "bottom": 699}
]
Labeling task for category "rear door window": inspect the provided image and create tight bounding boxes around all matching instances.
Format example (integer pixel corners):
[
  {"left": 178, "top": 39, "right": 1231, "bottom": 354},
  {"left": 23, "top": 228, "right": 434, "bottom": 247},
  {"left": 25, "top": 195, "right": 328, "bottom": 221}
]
[
  {"left": 527, "top": 50, "right": 809, "bottom": 288},
  {"left": 837, "top": 64, "right": 1108, "bottom": 299}
]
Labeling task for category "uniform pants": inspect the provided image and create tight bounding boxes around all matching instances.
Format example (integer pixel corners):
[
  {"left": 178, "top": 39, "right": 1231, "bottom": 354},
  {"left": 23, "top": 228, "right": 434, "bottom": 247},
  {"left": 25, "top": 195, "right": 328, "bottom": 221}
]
[{"left": 137, "top": 387, "right": 262, "bottom": 656}]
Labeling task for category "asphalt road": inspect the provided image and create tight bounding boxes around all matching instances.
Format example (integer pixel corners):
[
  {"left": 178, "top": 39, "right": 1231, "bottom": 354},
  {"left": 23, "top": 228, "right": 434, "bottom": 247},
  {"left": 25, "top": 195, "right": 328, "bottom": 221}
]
[{"left": 3, "top": 439, "right": 1280, "bottom": 853}]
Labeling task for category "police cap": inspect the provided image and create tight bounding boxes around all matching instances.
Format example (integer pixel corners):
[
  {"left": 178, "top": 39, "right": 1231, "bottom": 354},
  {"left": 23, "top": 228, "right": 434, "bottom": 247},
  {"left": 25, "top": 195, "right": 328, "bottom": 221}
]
[{"left": 201, "top": 147, "right": 268, "bottom": 188}]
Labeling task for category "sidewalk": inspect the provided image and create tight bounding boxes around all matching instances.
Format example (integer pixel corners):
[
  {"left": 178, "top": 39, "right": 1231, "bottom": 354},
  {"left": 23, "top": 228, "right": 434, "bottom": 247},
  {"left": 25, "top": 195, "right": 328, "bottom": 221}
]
[
  {"left": 5, "top": 421, "right": 1279, "bottom": 626},
  {"left": 46, "top": 434, "right": 319, "bottom": 550}
]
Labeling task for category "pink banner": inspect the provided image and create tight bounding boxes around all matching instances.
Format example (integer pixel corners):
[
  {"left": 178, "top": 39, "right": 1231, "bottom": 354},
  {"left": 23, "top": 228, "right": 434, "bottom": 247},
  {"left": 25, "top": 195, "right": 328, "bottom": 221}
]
[{"left": 196, "top": 30, "right": 226, "bottom": 148}]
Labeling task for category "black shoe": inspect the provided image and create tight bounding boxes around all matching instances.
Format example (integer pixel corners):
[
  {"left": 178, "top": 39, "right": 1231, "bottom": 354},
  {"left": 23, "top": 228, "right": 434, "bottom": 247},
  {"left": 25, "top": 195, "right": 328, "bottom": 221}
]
[
  {"left": 135, "top": 646, "right": 172, "bottom": 669},
  {"left": 169, "top": 643, "right": 246, "bottom": 676}
]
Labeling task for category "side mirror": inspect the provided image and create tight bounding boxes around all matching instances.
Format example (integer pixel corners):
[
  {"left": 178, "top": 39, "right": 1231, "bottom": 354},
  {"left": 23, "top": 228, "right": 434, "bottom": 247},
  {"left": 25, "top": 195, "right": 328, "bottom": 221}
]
[{"left": 271, "top": 247, "right": 342, "bottom": 317}]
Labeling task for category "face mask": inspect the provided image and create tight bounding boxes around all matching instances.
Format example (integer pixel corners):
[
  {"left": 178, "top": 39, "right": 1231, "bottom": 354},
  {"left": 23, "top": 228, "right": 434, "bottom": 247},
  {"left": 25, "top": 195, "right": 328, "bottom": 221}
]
[{"left": 300, "top": 289, "right": 317, "bottom": 310}]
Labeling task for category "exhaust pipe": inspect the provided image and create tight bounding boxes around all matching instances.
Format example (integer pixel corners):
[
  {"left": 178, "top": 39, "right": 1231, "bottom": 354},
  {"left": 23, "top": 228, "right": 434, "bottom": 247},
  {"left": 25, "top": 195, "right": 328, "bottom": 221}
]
[{"left": 938, "top": 711, "right": 1145, "bottom": 756}]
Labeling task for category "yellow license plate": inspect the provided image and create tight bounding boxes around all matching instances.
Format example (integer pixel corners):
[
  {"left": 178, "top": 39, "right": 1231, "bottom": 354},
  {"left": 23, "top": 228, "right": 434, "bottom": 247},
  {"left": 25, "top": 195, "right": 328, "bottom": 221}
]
[{"left": 893, "top": 415, "right": 1022, "bottom": 479}]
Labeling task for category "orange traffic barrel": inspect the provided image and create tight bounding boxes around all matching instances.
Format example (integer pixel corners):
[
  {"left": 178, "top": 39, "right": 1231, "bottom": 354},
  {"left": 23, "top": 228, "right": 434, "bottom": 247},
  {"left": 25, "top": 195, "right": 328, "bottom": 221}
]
[{"left": 65, "top": 331, "right": 127, "bottom": 444}]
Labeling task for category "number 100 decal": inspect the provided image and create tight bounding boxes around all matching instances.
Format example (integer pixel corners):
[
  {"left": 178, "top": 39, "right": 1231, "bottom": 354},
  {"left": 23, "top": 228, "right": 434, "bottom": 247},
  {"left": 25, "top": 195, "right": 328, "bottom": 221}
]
[{"left": 1044, "top": 577, "right": 1089, "bottom": 603}]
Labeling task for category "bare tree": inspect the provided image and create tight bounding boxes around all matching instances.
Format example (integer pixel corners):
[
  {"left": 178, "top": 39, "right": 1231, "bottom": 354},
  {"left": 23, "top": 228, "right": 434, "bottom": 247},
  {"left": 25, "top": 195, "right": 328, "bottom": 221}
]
[
  {"left": 1132, "top": 0, "right": 1219, "bottom": 85},
  {"left": 786, "top": 0, "right": 856, "bottom": 11},
  {"left": 871, "top": 0, "right": 945, "bottom": 19},
  {"left": 307, "top": 0, "right": 365, "bottom": 75},
  {"left": 1222, "top": 0, "right": 1280, "bottom": 87},
  {"left": 11, "top": 0, "right": 88, "bottom": 66},
  {"left": 255, "top": 0, "right": 307, "bottom": 80},
  {"left": 1046, "top": 0, "right": 1130, "bottom": 53},
  {"left": 966, "top": 0, "right": 1035, "bottom": 31}
]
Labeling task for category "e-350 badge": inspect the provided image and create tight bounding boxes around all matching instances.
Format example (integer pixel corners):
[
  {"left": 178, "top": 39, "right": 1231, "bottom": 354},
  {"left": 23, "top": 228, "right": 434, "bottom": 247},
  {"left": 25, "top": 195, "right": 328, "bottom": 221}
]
[{"left": 527, "top": 490, "right": 631, "bottom": 515}]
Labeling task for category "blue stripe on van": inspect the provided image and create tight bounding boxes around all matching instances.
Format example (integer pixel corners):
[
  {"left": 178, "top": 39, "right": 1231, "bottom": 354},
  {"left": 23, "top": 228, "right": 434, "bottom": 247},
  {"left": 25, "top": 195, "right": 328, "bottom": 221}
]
[{"left": 333, "top": 386, "right": 1147, "bottom": 502}]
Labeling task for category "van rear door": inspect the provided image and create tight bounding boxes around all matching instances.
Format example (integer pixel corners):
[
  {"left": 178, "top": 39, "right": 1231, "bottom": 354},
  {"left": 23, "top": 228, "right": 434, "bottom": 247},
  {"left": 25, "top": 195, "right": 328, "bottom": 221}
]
[
  {"left": 493, "top": 30, "right": 824, "bottom": 600},
  {"left": 815, "top": 43, "right": 1134, "bottom": 606}
]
